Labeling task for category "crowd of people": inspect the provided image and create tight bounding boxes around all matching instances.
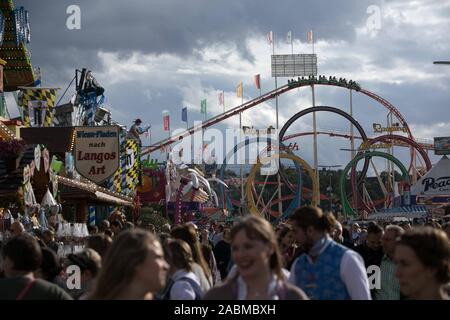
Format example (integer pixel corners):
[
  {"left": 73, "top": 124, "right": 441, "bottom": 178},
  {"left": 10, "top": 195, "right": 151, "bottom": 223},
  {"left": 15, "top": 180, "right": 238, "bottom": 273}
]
[{"left": 0, "top": 206, "right": 449, "bottom": 300}]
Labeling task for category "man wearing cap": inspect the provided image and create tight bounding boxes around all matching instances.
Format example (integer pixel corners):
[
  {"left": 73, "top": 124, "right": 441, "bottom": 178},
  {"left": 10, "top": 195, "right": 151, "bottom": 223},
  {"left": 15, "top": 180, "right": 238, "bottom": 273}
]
[{"left": 127, "top": 119, "right": 150, "bottom": 147}]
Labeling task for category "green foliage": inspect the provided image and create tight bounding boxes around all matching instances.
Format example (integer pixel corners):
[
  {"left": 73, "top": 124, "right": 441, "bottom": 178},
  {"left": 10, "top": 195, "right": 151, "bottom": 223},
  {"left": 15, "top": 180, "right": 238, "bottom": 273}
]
[{"left": 139, "top": 206, "right": 170, "bottom": 232}]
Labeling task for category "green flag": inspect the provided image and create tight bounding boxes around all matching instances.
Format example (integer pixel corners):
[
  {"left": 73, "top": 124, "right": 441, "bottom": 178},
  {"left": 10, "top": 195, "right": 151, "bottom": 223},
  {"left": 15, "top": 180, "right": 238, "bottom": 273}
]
[{"left": 201, "top": 99, "right": 207, "bottom": 114}]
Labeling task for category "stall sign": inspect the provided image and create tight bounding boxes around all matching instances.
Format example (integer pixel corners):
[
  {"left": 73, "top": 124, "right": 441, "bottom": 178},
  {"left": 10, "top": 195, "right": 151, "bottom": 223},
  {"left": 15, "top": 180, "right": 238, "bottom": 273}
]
[{"left": 74, "top": 126, "right": 119, "bottom": 184}]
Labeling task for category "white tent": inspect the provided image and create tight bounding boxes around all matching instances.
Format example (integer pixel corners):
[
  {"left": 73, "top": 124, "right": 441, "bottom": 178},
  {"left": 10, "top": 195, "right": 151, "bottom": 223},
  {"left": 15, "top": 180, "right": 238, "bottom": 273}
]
[{"left": 411, "top": 156, "right": 450, "bottom": 196}]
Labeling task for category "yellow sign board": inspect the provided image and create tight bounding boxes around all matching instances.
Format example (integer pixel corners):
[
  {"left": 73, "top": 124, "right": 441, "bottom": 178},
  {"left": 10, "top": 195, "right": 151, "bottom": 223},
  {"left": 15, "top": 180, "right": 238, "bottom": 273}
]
[{"left": 373, "top": 123, "right": 407, "bottom": 133}]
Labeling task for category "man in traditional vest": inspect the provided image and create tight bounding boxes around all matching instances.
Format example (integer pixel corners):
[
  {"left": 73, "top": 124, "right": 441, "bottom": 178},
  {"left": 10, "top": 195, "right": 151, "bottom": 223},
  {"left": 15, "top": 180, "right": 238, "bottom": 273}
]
[{"left": 288, "top": 206, "right": 371, "bottom": 300}]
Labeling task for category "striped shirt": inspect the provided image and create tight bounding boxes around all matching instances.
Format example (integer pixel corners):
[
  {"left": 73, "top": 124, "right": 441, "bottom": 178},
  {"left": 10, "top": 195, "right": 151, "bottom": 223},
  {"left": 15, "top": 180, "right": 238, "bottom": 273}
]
[{"left": 373, "top": 255, "right": 400, "bottom": 300}]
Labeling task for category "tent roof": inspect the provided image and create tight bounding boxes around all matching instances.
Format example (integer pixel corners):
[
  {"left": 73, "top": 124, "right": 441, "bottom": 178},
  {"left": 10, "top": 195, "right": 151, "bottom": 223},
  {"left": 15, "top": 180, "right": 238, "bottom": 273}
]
[
  {"left": 368, "top": 205, "right": 427, "bottom": 220},
  {"left": 411, "top": 155, "right": 450, "bottom": 196}
]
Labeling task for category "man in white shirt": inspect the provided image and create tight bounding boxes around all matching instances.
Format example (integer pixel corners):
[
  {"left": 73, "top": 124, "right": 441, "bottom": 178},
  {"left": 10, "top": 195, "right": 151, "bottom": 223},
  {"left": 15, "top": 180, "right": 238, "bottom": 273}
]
[{"left": 288, "top": 206, "right": 371, "bottom": 300}]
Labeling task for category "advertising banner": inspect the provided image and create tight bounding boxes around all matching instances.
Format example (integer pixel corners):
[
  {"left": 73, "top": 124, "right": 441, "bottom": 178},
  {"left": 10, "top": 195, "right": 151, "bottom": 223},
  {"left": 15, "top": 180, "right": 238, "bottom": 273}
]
[{"left": 74, "top": 126, "right": 119, "bottom": 184}]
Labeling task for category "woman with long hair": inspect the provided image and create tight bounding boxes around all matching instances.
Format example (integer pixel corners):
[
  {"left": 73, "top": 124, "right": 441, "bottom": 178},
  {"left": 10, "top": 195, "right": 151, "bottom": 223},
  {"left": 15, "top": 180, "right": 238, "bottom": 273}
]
[
  {"left": 89, "top": 229, "right": 169, "bottom": 300},
  {"left": 395, "top": 227, "right": 450, "bottom": 300},
  {"left": 277, "top": 224, "right": 296, "bottom": 269},
  {"left": 162, "top": 239, "right": 203, "bottom": 300},
  {"left": 171, "top": 223, "right": 213, "bottom": 291},
  {"left": 204, "top": 215, "right": 308, "bottom": 300}
]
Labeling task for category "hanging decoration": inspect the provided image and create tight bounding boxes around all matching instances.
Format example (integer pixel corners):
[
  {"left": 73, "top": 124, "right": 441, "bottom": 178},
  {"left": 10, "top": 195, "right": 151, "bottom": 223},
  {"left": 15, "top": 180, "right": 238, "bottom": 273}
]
[
  {"left": 39, "top": 208, "right": 49, "bottom": 231},
  {"left": 23, "top": 180, "right": 36, "bottom": 206},
  {"left": 12, "top": 6, "right": 30, "bottom": 46},
  {"left": 29, "top": 160, "right": 35, "bottom": 177},
  {"left": 49, "top": 168, "right": 58, "bottom": 197},
  {"left": 51, "top": 155, "right": 63, "bottom": 174},
  {"left": 41, "top": 188, "right": 57, "bottom": 208},
  {"left": 23, "top": 164, "right": 30, "bottom": 184},
  {"left": 34, "top": 145, "right": 41, "bottom": 171},
  {"left": 43, "top": 148, "right": 49, "bottom": 173}
]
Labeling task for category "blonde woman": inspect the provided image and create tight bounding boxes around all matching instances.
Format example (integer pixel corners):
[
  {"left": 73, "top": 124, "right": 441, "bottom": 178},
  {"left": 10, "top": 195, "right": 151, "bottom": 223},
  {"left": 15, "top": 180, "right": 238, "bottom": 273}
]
[
  {"left": 204, "top": 215, "right": 307, "bottom": 300},
  {"left": 90, "top": 229, "right": 169, "bottom": 299}
]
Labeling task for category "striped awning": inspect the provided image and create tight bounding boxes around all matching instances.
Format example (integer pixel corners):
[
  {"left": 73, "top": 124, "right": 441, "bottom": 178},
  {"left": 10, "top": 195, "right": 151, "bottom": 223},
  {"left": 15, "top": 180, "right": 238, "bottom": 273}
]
[
  {"left": 369, "top": 205, "right": 427, "bottom": 220},
  {"left": 57, "top": 175, "right": 134, "bottom": 207}
]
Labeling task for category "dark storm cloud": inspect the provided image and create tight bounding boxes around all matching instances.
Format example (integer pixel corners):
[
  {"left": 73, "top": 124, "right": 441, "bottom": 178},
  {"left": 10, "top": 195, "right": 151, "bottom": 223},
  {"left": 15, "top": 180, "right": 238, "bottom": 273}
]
[
  {"left": 8, "top": 0, "right": 450, "bottom": 147},
  {"left": 16, "top": 0, "right": 374, "bottom": 84}
]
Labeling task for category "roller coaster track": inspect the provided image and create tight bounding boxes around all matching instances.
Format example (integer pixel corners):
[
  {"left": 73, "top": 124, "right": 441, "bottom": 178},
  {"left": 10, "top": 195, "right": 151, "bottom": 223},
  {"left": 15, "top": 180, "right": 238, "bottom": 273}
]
[
  {"left": 141, "top": 79, "right": 413, "bottom": 156},
  {"left": 282, "top": 131, "right": 434, "bottom": 150}
]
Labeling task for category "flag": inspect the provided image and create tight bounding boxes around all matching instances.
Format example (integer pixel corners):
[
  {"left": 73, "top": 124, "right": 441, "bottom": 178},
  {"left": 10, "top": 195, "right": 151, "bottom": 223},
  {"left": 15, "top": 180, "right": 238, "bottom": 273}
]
[
  {"left": 218, "top": 91, "right": 224, "bottom": 106},
  {"left": 181, "top": 107, "right": 187, "bottom": 122},
  {"left": 200, "top": 99, "right": 207, "bottom": 114},
  {"left": 254, "top": 74, "right": 261, "bottom": 90},
  {"left": 163, "top": 113, "right": 170, "bottom": 131},
  {"left": 267, "top": 31, "right": 273, "bottom": 45},
  {"left": 33, "top": 67, "right": 41, "bottom": 87},
  {"left": 287, "top": 31, "right": 292, "bottom": 44},
  {"left": 307, "top": 30, "right": 313, "bottom": 43},
  {"left": 236, "top": 82, "right": 243, "bottom": 98}
]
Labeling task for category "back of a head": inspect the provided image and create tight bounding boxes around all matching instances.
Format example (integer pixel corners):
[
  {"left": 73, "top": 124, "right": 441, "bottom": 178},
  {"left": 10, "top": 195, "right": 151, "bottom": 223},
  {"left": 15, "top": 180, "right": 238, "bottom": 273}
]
[
  {"left": 91, "top": 229, "right": 158, "bottom": 299},
  {"left": 68, "top": 248, "right": 102, "bottom": 277},
  {"left": 104, "top": 229, "right": 114, "bottom": 238},
  {"left": 2, "top": 234, "right": 42, "bottom": 274},
  {"left": 10, "top": 221, "right": 25, "bottom": 236},
  {"left": 99, "top": 220, "right": 110, "bottom": 232},
  {"left": 171, "top": 224, "right": 197, "bottom": 248},
  {"left": 171, "top": 223, "right": 211, "bottom": 279},
  {"left": 291, "top": 206, "right": 336, "bottom": 233},
  {"left": 277, "top": 224, "right": 292, "bottom": 243},
  {"left": 161, "top": 223, "right": 171, "bottom": 234},
  {"left": 86, "top": 234, "right": 113, "bottom": 258},
  {"left": 397, "top": 227, "right": 450, "bottom": 284},
  {"left": 43, "top": 229, "right": 54, "bottom": 238},
  {"left": 87, "top": 225, "right": 99, "bottom": 235},
  {"left": 385, "top": 224, "right": 405, "bottom": 238},
  {"left": 367, "top": 223, "right": 383, "bottom": 235},
  {"left": 167, "top": 239, "right": 194, "bottom": 272},
  {"left": 39, "top": 247, "right": 61, "bottom": 281},
  {"left": 111, "top": 220, "right": 122, "bottom": 229}
]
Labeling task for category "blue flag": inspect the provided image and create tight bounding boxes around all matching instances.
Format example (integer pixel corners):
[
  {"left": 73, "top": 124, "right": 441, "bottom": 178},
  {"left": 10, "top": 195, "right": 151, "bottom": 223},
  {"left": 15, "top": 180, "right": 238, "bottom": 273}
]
[{"left": 181, "top": 107, "right": 187, "bottom": 122}]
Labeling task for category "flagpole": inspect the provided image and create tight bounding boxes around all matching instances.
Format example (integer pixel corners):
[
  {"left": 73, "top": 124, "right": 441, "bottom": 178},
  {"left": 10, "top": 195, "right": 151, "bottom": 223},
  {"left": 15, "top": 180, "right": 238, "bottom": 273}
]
[
  {"left": 240, "top": 86, "right": 245, "bottom": 215},
  {"left": 223, "top": 90, "right": 225, "bottom": 114},
  {"left": 291, "top": 32, "right": 294, "bottom": 55},
  {"left": 272, "top": 33, "right": 282, "bottom": 217}
]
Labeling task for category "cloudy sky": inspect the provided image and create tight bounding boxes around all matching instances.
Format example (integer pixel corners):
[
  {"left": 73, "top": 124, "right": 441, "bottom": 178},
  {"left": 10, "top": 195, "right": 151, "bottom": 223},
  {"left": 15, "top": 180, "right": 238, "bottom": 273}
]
[{"left": 8, "top": 0, "right": 450, "bottom": 171}]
